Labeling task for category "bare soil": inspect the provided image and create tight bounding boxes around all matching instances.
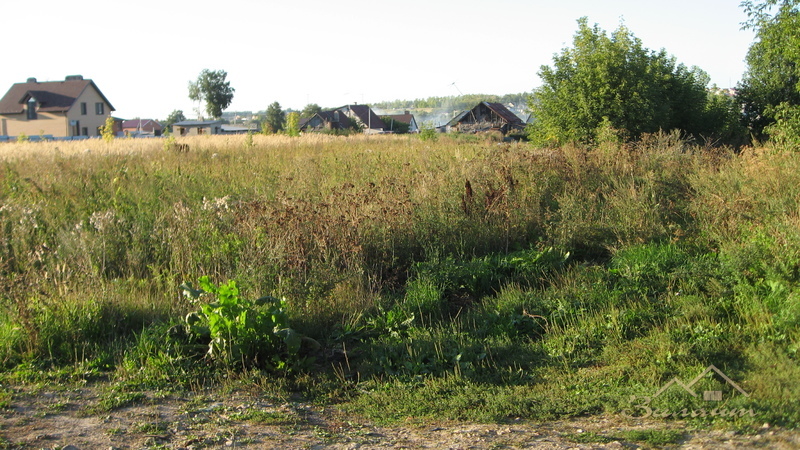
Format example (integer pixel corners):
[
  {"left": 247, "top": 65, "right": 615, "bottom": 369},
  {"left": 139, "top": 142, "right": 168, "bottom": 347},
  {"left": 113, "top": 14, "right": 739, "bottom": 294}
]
[{"left": 1, "top": 384, "right": 797, "bottom": 449}]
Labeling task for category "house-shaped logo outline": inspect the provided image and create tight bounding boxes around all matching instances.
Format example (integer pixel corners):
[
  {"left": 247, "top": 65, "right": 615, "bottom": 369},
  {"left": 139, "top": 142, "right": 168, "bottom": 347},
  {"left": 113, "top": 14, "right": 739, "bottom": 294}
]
[{"left": 652, "top": 364, "right": 749, "bottom": 399}]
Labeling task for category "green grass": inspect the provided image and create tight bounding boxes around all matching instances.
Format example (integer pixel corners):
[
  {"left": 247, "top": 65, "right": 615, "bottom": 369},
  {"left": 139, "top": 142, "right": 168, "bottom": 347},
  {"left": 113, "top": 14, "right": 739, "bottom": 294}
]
[
  {"left": 91, "top": 389, "right": 148, "bottom": 413},
  {"left": 228, "top": 409, "right": 297, "bottom": 425},
  {"left": 0, "top": 133, "right": 798, "bottom": 430}
]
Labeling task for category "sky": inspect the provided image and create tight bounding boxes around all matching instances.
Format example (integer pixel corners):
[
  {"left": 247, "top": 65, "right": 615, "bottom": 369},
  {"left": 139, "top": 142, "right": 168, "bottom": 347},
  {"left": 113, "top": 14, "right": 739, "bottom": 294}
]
[{"left": 1, "top": 0, "right": 755, "bottom": 120}]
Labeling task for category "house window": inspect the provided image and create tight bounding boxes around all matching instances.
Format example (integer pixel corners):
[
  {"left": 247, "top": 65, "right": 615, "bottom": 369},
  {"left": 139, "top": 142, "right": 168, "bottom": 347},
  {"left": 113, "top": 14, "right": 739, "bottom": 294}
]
[
  {"left": 81, "top": 102, "right": 87, "bottom": 115},
  {"left": 27, "top": 98, "right": 37, "bottom": 120},
  {"left": 95, "top": 103, "right": 104, "bottom": 115},
  {"left": 81, "top": 127, "right": 88, "bottom": 136}
]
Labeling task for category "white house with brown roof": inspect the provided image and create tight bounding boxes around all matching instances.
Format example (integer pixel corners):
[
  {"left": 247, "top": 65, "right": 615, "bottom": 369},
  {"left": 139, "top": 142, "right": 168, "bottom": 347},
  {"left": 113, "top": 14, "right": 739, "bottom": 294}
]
[{"left": 0, "top": 75, "right": 115, "bottom": 138}]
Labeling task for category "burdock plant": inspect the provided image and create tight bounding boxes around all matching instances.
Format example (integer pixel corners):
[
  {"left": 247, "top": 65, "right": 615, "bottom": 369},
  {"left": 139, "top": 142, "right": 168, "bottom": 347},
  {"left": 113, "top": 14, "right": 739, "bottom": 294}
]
[{"left": 179, "top": 277, "right": 303, "bottom": 370}]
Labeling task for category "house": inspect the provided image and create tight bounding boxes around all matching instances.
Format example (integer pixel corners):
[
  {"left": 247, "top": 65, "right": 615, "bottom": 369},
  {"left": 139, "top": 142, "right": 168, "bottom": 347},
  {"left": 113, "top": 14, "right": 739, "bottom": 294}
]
[
  {"left": 299, "top": 110, "right": 353, "bottom": 132},
  {"left": 220, "top": 124, "right": 259, "bottom": 134},
  {"left": 446, "top": 102, "right": 525, "bottom": 135},
  {"left": 172, "top": 120, "right": 223, "bottom": 136},
  {"left": 0, "top": 75, "right": 115, "bottom": 138},
  {"left": 383, "top": 111, "right": 419, "bottom": 133},
  {"left": 339, "top": 104, "right": 386, "bottom": 133},
  {"left": 122, "top": 119, "right": 163, "bottom": 136},
  {"left": 299, "top": 104, "right": 386, "bottom": 134}
]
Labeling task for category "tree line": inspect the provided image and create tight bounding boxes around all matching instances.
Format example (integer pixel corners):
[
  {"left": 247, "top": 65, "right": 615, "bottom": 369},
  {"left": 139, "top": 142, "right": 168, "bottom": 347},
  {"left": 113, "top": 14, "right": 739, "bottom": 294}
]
[
  {"left": 162, "top": 0, "right": 798, "bottom": 147},
  {"left": 371, "top": 93, "right": 529, "bottom": 112}
]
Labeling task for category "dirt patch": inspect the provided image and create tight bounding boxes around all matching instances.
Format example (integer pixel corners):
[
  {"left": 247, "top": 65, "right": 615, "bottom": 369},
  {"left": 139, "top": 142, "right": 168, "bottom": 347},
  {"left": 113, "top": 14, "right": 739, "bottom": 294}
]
[{"left": 1, "top": 385, "right": 797, "bottom": 449}]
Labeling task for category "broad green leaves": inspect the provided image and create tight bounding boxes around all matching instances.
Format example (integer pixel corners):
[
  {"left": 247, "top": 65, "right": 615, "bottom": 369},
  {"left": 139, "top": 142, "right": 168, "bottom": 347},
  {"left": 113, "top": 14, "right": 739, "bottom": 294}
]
[
  {"left": 179, "top": 277, "right": 299, "bottom": 370},
  {"left": 528, "top": 18, "right": 730, "bottom": 146}
]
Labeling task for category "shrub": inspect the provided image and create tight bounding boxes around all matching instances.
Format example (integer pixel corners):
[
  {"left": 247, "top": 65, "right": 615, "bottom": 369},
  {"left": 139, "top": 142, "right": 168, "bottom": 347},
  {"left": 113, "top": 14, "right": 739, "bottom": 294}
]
[
  {"left": 765, "top": 102, "right": 800, "bottom": 151},
  {"left": 101, "top": 116, "right": 115, "bottom": 143},
  {"left": 178, "top": 277, "right": 306, "bottom": 370},
  {"left": 419, "top": 122, "right": 438, "bottom": 141}
]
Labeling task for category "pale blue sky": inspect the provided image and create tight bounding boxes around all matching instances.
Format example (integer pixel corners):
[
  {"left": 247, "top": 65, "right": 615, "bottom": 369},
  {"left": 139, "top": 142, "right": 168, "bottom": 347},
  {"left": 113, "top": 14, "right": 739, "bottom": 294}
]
[{"left": 2, "top": 0, "right": 754, "bottom": 120}]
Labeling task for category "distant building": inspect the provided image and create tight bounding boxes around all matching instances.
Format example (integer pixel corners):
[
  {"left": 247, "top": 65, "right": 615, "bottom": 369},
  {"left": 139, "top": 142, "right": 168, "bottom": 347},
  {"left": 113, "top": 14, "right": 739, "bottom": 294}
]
[
  {"left": 0, "top": 75, "right": 115, "bottom": 138},
  {"left": 172, "top": 120, "right": 223, "bottom": 136},
  {"left": 220, "top": 124, "right": 259, "bottom": 134},
  {"left": 299, "top": 110, "right": 353, "bottom": 132},
  {"left": 299, "top": 104, "right": 387, "bottom": 134},
  {"left": 446, "top": 102, "right": 525, "bottom": 135},
  {"left": 383, "top": 111, "right": 419, "bottom": 133},
  {"left": 122, "top": 119, "right": 163, "bottom": 136}
]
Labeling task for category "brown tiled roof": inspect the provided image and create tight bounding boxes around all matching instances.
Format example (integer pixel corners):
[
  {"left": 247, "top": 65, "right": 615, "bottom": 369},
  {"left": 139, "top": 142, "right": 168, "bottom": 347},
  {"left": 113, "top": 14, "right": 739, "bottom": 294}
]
[{"left": 0, "top": 78, "right": 115, "bottom": 115}]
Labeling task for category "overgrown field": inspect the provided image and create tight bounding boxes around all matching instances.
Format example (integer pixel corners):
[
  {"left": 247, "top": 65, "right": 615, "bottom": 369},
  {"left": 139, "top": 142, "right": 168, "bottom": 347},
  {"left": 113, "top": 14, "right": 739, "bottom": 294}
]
[{"left": 0, "top": 133, "right": 798, "bottom": 430}]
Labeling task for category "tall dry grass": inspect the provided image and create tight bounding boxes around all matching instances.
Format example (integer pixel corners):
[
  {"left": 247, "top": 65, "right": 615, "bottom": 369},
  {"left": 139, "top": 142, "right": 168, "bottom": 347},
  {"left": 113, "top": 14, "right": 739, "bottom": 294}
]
[{"left": 0, "top": 132, "right": 703, "bottom": 331}]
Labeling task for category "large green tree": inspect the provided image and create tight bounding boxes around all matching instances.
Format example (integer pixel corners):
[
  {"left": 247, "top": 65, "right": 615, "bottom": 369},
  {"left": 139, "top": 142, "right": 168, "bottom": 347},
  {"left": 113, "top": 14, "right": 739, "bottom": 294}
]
[
  {"left": 263, "top": 102, "right": 285, "bottom": 134},
  {"left": 528, "top": 18, "right": 731, "bottom": 146},
  {"left": 737, "top": 0, "right": 800, "bottom": 140},
  {"left": 188, "top": 69, "right": 235, "bottom": 119}
]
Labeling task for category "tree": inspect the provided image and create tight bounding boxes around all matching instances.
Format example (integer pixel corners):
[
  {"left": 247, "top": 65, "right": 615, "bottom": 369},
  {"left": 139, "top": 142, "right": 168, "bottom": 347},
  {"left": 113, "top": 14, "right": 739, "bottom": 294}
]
[
  {"left": 528, "top": 18, "right": 726, "bottom": 146},
  {"left": 101, "top": 116, "right": 115, "bottom": 143},
  {"left": 737, "top": 0, "right": 800, "bottom": 140},
  {"left": 300, "top": 103, "right": 323, "bottom": 119},
  {"left": 286, "top": 112, "right": 300, "bottom": 137},
  {"left": 163, "top": 110, "right": 186, "bottom": 129},
  {"left": 263, "top": 102, "right": 285, "bottom": 134},
  {"left": 188, "top": 69, "right": 235, "bottom": 119}
]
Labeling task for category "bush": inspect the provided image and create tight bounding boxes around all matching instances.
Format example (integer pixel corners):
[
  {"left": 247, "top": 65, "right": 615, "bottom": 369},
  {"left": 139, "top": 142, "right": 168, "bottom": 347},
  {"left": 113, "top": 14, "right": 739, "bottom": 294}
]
[
  {"left": 765, "top": 103, "right": 800, "bottom": 151},
  {"left": 178, "top": 277, "right": 306, "bottom": 370},
  {"left": 419, "top": 122, "right": 438, "bottom": 141}
]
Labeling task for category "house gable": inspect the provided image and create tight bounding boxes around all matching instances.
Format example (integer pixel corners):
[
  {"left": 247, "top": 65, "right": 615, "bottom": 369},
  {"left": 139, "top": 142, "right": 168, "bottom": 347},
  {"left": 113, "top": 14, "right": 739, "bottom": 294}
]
[
  {"left": 122, "top": 119, "right": 164, "bottom": 135},
  {"left": 447, "top": 102, "right": 524, "bottom": 134},
  {"left": 338, "top": 105, "right": 386, "bottom": 131}
]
